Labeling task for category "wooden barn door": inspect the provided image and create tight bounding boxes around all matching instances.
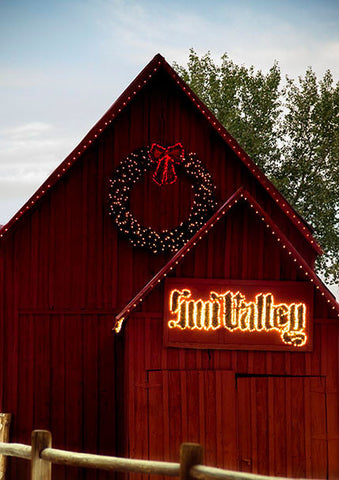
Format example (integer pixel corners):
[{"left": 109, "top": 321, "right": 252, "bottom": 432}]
[
  {"left": 133, "top": 371, "right": 328, "bottom": 479},
  {"left": 147, "top": 370, "right": 237, "bottom": 470},
  {"left": 237, "top": 375, "right": 328, "bottom": 479}
]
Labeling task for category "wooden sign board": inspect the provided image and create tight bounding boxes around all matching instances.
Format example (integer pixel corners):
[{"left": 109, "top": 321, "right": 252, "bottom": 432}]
[{"left": 164, "top": 278, "right": 313, "bottom": 351}]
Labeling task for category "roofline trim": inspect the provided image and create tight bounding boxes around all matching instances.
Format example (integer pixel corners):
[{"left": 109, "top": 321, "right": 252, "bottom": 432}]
[
  {"left": 113, "top": 187, "right": 245, "bottom": 332},
  {"left": 0, "top": 54, "right": 164, "bottom": 241},
  {"left": 0, "top": 54, "right": 321, "bottom": 255},
  {"left": 113, "top": 187, "right": 338, "bottom": 333},
  {"left": 160, "top": 59, "right": 321, "bottom": 253}
]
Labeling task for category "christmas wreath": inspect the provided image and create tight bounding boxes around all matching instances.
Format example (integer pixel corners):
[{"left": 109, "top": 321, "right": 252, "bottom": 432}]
[{"left": 108, "top": 143, "right": 217, "bottom": 253}]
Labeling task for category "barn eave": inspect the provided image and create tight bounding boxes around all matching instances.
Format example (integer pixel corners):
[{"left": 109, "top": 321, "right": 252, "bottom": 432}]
[
  {"left": 113, "top": 187, "right": 339, "bottom": 333},
  {"left": 0, "top": 54, "right": 321, "bottom": 256}
]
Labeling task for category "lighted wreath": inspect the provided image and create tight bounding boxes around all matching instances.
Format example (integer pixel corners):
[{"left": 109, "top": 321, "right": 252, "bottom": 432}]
[{"left": 108, "top": 143, "right": 217, "bottom": 253}]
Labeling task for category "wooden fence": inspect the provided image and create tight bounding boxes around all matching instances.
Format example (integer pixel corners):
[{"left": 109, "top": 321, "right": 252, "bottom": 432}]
[
  {"left": 0, "top": 428, "right": 308, "bottom": 480},
  {"left": 0, "top": 414, "right": 11, "bottom": 480}
]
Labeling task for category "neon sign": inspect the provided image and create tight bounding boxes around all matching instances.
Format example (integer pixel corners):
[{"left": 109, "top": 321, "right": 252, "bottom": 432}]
[
  {"left": 168, "top": 289, "right": 307, "bottom": 347},
  {"left": 164, "top": 279, "right": 313, "bottom": 351}
]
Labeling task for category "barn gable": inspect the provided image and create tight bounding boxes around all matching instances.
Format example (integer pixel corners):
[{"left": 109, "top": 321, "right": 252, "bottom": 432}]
[
  {"left": 0, "top": 54, "right": 321, "bottom": 260},
  {"left": 114, "top": 188, "right": 338, "bottom": 334},
  {"left": 0, "top": 54, "right": 327, "bottom": 317}
]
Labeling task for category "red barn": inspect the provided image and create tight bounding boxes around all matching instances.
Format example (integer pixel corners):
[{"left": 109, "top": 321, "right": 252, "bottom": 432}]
[{"left": 0, "top": 54, "right": 338, "bottom": 479}]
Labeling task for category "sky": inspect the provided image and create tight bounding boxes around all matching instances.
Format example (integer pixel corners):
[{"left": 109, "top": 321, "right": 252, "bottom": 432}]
[{"left": 0, "top": 0, "right": 338, "bottom": 294}]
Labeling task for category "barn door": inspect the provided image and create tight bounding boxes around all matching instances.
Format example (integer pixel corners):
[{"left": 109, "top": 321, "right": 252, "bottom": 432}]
[
  {"left": 147, "top": 370, "right": 237, "bottom": 470},
  {"left": 237, "top": 375, "right": 328, "bottom": 479}
]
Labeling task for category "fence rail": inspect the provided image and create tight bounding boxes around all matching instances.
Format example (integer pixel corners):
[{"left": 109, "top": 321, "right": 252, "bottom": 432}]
[
  {"left": 0, "top": 429, "right": 306, "bottom": 480},
  {"left": 41, "top": 447, "right": 179, "bottom": 476}
]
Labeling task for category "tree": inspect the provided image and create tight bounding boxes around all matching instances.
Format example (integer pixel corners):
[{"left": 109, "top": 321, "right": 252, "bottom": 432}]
[
  {"left": 174, "top": 49, "right": 339, "bottom": 283},
  {"left": 174, "top": 50, "right": 281, "bottom": 174},
  {"left": 276, "top": 69, "right": 339, "bottom": 281}
]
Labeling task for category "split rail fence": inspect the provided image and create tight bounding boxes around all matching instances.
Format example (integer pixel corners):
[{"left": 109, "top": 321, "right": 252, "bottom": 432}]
[{"left": 0, "top": 423, "right": 307, "bottom": 480}]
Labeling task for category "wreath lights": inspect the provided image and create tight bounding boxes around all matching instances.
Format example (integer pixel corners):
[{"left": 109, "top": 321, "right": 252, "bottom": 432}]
[{"left": 108, "top": 144, "right": 217, "bottom": 254}]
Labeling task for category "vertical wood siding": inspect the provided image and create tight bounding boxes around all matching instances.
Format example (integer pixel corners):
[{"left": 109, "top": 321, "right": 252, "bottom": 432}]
[
  {"left": 0, "top": 67, "right": 337, "bottom": 479},
  {"left": 125, "top": 316, "right": 339, "bottom": 479}
]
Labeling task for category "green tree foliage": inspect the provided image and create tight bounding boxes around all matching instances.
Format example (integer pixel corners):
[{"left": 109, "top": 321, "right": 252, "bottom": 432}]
[
  {"left": 174, "top": 50, "right": 339, "bottom": 283},
  {"left": 277, "top": 69, "right": 339, "bottom": 281}
]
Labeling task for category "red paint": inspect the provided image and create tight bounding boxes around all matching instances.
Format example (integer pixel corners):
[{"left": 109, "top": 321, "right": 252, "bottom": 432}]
[
  {"left": 0, "top": 55, "right": 321, "bottom": 255},
  {"left": 0, "top": 56, "right": 338, "bottom": 479}
]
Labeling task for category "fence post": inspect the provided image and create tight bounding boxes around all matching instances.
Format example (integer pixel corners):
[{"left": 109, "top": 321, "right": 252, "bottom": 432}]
[
  {"left": 179, "top": 443, "right": 203, "bottom": 480},
  {"left": 31, "top": 430, "right": 52, "bottom": 480},
  {"left": 0, "top": 413, "right": 12, "bottom": 480}
]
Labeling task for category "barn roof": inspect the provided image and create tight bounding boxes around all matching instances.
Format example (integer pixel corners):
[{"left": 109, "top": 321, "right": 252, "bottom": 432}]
[
  {"left": 113, "top": 187, "right": 339, "bottom": 333},
  {"left": 0, "top": 54, "right": 322, "bottom": 256}
]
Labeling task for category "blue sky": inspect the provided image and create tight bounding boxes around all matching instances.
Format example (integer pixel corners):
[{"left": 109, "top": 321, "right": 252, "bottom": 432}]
[{"left": 0, "top": 0, "right": 338, "bottom": 292}]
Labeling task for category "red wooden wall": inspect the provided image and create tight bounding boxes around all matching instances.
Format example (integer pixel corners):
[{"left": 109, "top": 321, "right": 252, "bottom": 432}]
[
  {"left": 123, "top": 210, "right": 339, "bottom": 478},
  {"left": 0, "top": 62, "right": 338, "bottom": 479}
]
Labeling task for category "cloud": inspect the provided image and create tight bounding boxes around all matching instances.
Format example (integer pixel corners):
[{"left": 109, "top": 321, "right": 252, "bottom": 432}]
[
  {"left": 93, "top": 0, "right": 339, "bottom": 80},
  {"left": 2, "top": 121, "right": 53, "bottom": 140},
  {"left": 0, "top": 122, "right": 72, "bottom": 169},
  {"left": 0, "top": 68, "right": 49, "bottom": 88},
  {"left": 94, "top": 0, "right": 218, "bottom": 65},
  {"left": 0, "top": 122, "right": 76, "bottom": 223}
]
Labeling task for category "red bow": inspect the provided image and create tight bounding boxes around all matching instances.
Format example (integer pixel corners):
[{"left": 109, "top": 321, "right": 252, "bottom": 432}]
[{"left": 149, "top": 143, "right": 184, "bottom": 186}]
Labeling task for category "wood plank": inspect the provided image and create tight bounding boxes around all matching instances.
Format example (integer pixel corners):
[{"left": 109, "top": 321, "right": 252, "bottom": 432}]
[
  {"left": 290, "top": 377, "right": 306, "bottom": 478},
  {"left": 64, "top": 315, "right": 83, "bottom": 480},
  {"left": 237, "top": 377, "right": 252, "bottom": 473},
  {"left": 180, "top": 370, "right": 188, "bottom": 441},
  {"left": 186, "top": 371, "right": 200, "bottom": 444},
  {"left": 30, "top": 211, "right": 39, "bottom": 308},
  {"left": 255, "top": 377, "right": 269, "bottom": 475},
  {"left": 168, "top": 371, "right": 182, "bottom": 462},
  {"left": 323, "top": 325, "right": 339, "bottom": 392},
  {"left": 267, "top": 377, "right": 274, "bottom": 476},
  {"left": 97, "top": 316, "right": 116, "bottom": 455},
  {"left": 3, "top": 241, "right": 19, "bottom": 439},
  {"left": 53, "top": 181, "right": 67, "bottom": 309},
  {"left": 241, "top": 207, "right": 249, "bottom": 279},
  {"left": 82, "top": 314, "right": 99, "bottom": 480},
  {"left": 197, "top": 371, "right": 205, "bottom": 452},
  {"left": 272, "top": 377, "right": 287, "bottom": 477},
  {"left": 162, "top": 370, "right": 170, "bottom": 462},
  {"left": 304, "top": 377, "right": 312, "bottom": 478},
  {"left": 147, "top": 370, "right": 165, "bottom": 480},
  {"left": 204, "top": 372, "right": 217, "bottom": 465},
  {"left": 39, "top": 196, "right": 52, "bottom": 308},
  {"left": 85, "top": 149, "right": 99, "bottom": 310},
  {"left": 79, "top": 149, "right": 89, "bottom": 311},
  {"left": 133, "top": 320, "right": 148, "bottom": 461},
  {"left": 33, "top": 315, "right": 51, "bottom": 429},
  {"left": 220, "top": 371, "right": 237, "bottom": 470},
  {"left": 148, "top": 370, "right": 164, "bottom": 460},
  {"left": 310, "top": 377, "right": 327, "bottom": 479},
  {"left": 50, "top": 314, "right": 67, "bottom": 480},
  {"left": 326, "top": 391, "right": 339, "bottom": 478},
  {"left": 16, "top": 313, "right": 34, "bottom": 475}
]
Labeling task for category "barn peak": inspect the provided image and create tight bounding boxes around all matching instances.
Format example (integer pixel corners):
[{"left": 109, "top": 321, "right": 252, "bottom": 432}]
[{"left": 0, "top": 53, "right": 320, "bottom": 258}]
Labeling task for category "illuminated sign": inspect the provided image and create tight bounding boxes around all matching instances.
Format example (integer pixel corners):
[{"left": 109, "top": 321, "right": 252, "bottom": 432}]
[{"left": 164, "top": 279, "right": 313, "bottom": 351}]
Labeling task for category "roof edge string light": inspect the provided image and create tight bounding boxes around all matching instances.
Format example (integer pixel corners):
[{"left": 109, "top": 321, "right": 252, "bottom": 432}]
[
  {"left": 0, "top": 55, "right": 321, "bottom": 255},
  {"left": 113, "top": 188, "right": 339, "bottom": 332},
  {"left": 243, "top": 192, "right": 339, "bottom": 315},
  {"left": 114, "top": 187, "right": 243, "bottom": 332},
  {"left": 0, "top": 60, "right": 161, "bottom": 238},
  {"left": 165, "top": 60, "right": 321, "bottom": 253}
]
